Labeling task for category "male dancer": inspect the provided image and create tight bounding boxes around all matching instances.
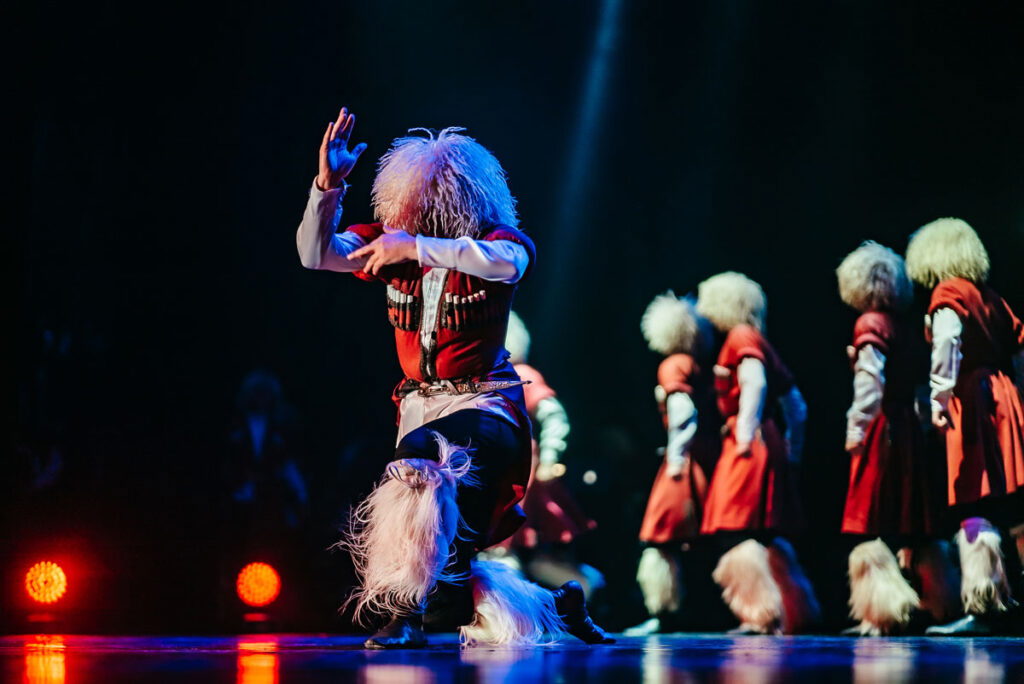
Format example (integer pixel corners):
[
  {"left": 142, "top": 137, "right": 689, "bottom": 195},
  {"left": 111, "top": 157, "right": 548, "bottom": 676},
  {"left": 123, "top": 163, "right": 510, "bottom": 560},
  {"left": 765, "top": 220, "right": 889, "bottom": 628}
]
[{"left": 295, "top": 107, "right": 611, "bottom": 648}]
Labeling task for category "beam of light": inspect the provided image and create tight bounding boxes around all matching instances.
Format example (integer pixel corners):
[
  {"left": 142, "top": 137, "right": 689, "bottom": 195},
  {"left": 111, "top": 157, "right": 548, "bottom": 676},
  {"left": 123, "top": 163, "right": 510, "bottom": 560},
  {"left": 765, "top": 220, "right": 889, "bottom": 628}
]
[
  {"left": 25, "top": 562, "right": 68, "bottom": 605},
  {"left": 541, "top": 0, "right": 623, "bottom": 326},
  {"left": 237, "top": 639, "right": 279, "bottom": 684},
  {"left": 236, "top": 562, "right": 281, "bottom": 608},
  {"left": 24, "top": 635, "right": 66, "bottom": 684}
]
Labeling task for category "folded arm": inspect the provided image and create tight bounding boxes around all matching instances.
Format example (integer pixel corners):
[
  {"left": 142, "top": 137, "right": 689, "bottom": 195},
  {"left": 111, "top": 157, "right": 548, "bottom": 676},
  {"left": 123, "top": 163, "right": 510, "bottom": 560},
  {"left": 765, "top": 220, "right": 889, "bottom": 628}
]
[
  {"left": 845, "top": 343, "right": 885, "bottom": 450},
  {"left": 665, "top": 391, "right": 698, "bottom": 474}
]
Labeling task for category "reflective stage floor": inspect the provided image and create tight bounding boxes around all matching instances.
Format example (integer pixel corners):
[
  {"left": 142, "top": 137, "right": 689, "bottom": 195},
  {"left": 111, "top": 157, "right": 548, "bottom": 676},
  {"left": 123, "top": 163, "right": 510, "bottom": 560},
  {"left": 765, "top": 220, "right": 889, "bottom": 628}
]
[{"left": 4, "top": 633, "right": 1023, "bottom": 682}]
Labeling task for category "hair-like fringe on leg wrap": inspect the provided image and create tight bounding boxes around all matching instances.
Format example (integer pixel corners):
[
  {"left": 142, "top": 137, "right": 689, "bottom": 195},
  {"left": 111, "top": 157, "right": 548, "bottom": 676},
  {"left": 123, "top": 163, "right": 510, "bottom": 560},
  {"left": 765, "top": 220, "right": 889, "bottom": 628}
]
[
  {"left": 956, "top": 522, "right": 1010, "bottom": 615},
  {"left": 338, "top": 433, "right": 477, "bottom": 624},
  {"left": 459, "top": 560, "right": 566, "bottom": 646},
  {"left": 847, "top": 540, "right": 919, "bottom": 635},
  {"left": 713, "top": 540, "right": 782, "bottom": 633},
  {"left": 636, "top": 547, "right": 682, "bottom": 616}
]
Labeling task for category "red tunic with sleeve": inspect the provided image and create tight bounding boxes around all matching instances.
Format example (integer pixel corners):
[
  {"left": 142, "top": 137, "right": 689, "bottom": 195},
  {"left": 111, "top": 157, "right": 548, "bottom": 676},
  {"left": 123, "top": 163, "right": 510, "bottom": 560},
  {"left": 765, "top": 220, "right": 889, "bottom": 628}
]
[
  {"left": 347, "top": 221, "right": 537, "bottom": 547},
  {"left": 927, "top": 278, "right": 1024, "bottom": 507},
  {"left": 503, "top": 363, "right": 596, "bottom": 548},
  {"left": 841, "top": 312, "right": 935, "bottom": 536},
  {"left": 639, "top": 353, "right": 721, "bottom": 543},
  {"left": 701, "top": 325, "right": 803, "bottom": 535}
]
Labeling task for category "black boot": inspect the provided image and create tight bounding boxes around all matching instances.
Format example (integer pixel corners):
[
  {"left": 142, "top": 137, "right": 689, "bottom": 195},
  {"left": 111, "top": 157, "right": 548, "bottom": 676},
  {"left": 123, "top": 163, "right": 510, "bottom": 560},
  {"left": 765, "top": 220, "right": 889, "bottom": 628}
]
[
  {"left": 364, "top": 614, "right": 427, "bottom": 649},
  {"left": 552, "top": 581, "right": 615, "bottom": 644}
]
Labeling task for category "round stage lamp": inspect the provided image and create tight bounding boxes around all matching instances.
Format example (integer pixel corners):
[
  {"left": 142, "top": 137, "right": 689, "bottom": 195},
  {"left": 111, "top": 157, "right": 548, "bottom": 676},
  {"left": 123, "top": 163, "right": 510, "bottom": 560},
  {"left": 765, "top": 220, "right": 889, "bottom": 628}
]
[
  {"left": 25, "top": 561, "right": 68, "bottom": 605},
  {"left": 236, "top": 562, "right": 281, "bottom": 607}
]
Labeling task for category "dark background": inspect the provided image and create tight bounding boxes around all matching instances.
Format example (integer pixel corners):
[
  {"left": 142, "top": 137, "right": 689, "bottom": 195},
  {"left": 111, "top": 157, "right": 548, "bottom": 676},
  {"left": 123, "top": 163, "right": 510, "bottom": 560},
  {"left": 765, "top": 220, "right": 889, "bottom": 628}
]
[{"left": 11, "top": 0, "right": 1024, "bottom": 633}]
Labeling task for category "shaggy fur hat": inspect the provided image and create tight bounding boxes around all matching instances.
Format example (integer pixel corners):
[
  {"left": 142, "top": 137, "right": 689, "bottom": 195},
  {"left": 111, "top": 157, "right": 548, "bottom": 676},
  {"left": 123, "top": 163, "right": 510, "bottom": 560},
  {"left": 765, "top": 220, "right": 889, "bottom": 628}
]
[
  {"left": 372, "top": 127, "right": 517, "bottom": 239},
  {"left": 696, "top": 272, "right": 767, "bottom": 333},
  {"left": 905, "top": 218, "right": 990, "bottom": 287},
  {"left": 836, "top": 241, "right": 913, "bottom": 313},
  {"left": 641, "top": 291, "right": 701, "bottom": 355}
]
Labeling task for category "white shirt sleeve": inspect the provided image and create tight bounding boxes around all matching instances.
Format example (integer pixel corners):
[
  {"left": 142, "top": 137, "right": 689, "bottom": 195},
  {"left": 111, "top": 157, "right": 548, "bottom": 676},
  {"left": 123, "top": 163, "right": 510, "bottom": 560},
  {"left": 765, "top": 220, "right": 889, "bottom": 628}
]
[
  {"left": 845, "top": 344, "right": 886, "bottom": 446},
  {"left": 665, "top": 391, "right": 698, "bottom": 467},
  {"left": 929, "top": 307, "right": 963, "bottom": 414},
  {"left": 779, "top": 386, "right": 808, "bottom": 463},
  {"left": 416, "top": 236, "right": 528, "bottom": 284},
  {"left": 295, "top": 179, "right": 370, "bottom": 272},
  {"left": 535, "top": 396, "right": 570, "bottom": 465},
  {"left": 736, "top": 357, "right": 767, "bottom": 446}
]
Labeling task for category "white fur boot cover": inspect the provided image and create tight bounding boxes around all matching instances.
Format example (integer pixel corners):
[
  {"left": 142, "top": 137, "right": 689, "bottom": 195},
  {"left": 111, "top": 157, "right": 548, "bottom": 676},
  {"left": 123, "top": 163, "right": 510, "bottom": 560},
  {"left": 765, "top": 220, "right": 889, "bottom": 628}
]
[
  {"left": 340, "top": 433, "right": 476, "bottom": 624},
  {"left": 847, "top": 539, "right": 920, "bottom": 635},
  {"left": 957, "top": 518, "right": 1011, "bottom": 615},
  {"left": 460, "top": 560, "right": 567, "bottom": 646},
  {"left": 636, "top": 547, "right": 682, "bottom": 616},
  {"left": 712, "top": 539, "right": 782, "bottom": 633}
]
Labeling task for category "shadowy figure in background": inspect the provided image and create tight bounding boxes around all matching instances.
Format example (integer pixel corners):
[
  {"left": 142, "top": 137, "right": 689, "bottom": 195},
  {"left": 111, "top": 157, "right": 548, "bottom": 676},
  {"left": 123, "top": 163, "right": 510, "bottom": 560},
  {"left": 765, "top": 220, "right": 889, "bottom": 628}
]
[
  {"left": 225, "top": 370, "right": 309, "bottom": 545},
  {"left": 479, "top": 312, "right": 606, "bottom": 600}
]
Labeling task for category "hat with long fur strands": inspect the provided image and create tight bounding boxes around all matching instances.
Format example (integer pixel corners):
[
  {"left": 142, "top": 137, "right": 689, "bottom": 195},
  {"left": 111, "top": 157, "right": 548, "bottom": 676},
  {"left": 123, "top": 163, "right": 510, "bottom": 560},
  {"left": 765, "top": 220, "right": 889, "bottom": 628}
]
[
  {"left": 836, "top": 241, "right": 913, "bottom": 313},
  {"left": 696, "top": 272, "right": 767, "bottom": 333},
  {"left": 371, "top": 127, "right": 518, "bottom": 239},
  {"left": 505, "top": 311, "right": 530, "bottom": 365},
  {"left": 905, "top": 218, "right": 990, "bottom": 287},
  {"left": 641, "top": 291, "right": 700, "bottom": 355}
]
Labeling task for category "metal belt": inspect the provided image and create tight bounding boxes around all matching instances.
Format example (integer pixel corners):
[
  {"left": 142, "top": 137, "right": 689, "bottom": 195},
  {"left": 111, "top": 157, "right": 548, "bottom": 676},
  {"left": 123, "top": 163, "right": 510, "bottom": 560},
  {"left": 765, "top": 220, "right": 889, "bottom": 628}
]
[{"left": 398, "top": 378, "right": 530, "bottom": 398}]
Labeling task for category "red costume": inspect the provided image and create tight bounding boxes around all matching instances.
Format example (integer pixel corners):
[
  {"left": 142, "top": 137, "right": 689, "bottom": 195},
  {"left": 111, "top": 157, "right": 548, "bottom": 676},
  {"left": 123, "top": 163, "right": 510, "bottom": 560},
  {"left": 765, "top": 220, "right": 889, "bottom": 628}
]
[
  {"left": 343, "top": 221, "right": 537, "bottom": 547},
  {"left": 639, "top": 353, "right": 719, "bottom": 543},
  {"left": 927, "top": 278, "right": 1024, "bottom": 507},
  {"left": 701, "top": 325, "right": 802, "bottom": 535},
  {"left": 841, "top": 312, "right": 934, "bottom": 536}
]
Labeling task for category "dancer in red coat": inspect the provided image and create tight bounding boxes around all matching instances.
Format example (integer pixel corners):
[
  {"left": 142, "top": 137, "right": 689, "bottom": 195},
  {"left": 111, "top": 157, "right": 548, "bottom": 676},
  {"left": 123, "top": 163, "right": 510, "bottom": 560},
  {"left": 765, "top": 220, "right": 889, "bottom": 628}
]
[
  {"left": 836, "top": 241, "right": 958, "bottom": 635},
  {"left": 625, "top": 292, "right": 720, "bottom": 635},
  {"left": 482, "top": 312, "right": 604, "bottom": 596},
  {"left": 696, "top": 272, "right": 820, "bottom": 634},
  {"left": 905, "top": 218, "right": 1024, "bottom": 635},
  {"left": 296, "top": 107, "right": 610, "bottom": 647}
]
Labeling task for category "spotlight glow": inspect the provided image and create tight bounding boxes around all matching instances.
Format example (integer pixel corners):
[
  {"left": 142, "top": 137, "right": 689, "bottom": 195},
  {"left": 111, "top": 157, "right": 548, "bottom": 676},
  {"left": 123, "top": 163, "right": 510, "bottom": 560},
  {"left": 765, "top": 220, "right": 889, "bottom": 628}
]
[
  {"left": 236, "top": 562, "right": 281, "bottom": 607},
  {"left": 25, "top": 562, "right": 68, "bottom": 605}
]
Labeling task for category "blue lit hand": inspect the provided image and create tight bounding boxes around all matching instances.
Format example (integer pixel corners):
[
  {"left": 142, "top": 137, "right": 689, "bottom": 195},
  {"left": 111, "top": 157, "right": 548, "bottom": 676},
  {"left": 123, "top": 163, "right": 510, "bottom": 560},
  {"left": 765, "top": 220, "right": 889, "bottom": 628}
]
[{"left": 317, "top": 106, "right": 368, "bottom": 190}]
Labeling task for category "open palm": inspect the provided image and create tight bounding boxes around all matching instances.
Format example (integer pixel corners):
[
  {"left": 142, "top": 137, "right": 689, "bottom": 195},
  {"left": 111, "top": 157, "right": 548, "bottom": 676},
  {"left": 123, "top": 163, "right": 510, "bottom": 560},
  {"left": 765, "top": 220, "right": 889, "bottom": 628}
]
[{"left": 318, "top": 107, "right": 367, "bottom": 190}]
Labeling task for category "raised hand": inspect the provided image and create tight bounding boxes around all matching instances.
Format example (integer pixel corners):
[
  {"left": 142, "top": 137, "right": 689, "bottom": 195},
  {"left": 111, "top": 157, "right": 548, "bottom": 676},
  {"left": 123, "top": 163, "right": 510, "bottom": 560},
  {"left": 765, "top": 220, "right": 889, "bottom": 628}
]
[{"left": 318, "top": 107, "right": 368, "bottom": 190}]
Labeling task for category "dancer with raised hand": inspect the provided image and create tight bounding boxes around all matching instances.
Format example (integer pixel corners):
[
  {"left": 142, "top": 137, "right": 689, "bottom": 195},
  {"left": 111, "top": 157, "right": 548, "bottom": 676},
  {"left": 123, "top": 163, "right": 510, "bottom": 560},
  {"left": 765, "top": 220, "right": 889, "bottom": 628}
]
[
  {"left": 296, "top": 107, "right": 612, "bottom": 648},
  {"left": 905, "top": 218, "right": 1024, "bottom": 636},
  {"left": 696, "top": 272, "right": 820, "bottom": 635},
  {"left": 625, "top": 292, "right": 720, "bottom": 635},
  {"left": 835, "top": 242, "right": 957, "bottom": 635}
]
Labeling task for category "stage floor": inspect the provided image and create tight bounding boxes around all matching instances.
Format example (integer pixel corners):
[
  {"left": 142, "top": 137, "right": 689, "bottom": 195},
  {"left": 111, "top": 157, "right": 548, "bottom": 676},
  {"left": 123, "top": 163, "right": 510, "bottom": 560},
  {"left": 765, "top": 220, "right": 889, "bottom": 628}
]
[{"left": 4, "top": 633, "right": 1023, "bottom": 682}]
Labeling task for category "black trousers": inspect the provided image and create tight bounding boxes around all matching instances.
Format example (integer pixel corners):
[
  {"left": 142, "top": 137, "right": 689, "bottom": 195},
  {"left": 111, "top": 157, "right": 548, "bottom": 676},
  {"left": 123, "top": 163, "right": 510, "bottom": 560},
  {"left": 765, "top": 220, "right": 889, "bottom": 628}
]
[{"left": 394, "top": 408, "right": 530, "bottom": 629}]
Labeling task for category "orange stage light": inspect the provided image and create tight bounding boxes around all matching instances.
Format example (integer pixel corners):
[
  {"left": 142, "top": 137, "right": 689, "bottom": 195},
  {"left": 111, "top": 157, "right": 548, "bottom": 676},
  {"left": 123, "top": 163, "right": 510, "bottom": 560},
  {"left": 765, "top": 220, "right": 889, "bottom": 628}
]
[
  {"left": 25, "top": 562, "right": 68, "bottom": 605},
  {"left": 236, "top": 562, "right": 281, "bottom": 607}
]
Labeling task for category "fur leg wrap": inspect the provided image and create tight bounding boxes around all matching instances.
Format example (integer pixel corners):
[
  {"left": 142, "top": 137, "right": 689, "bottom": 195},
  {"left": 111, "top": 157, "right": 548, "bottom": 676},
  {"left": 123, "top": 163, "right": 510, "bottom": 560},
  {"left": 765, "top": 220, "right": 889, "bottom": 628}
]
[
  {"left": 957, "top": 518, "right": 1011, "bottom": 615},
  {"left": 459, "top": 560, "right": 567, "bottom": 646},
  {"left": 340, "top": 433, "right": 476, "bottom": 624},
  {"left": 847, "top": 539, "right": 919, "bottom": 635},
  {"left": 636, "top": 547, "right": 682, "bottom": 616},
  {"left": 713, "top": 540, "right": 782, "bottom": 633}
]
